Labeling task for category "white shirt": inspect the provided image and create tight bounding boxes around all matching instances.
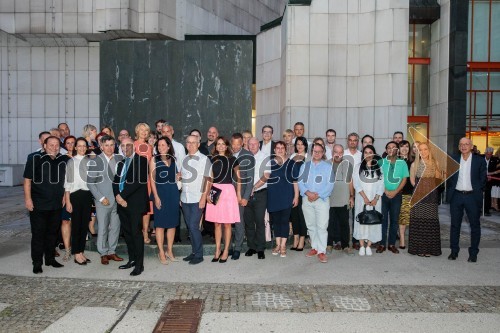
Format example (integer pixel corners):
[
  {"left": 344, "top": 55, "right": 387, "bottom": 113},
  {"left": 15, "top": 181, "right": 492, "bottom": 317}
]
[
  {"left": 344, "top": 149, "right": 362, "bottom": 166},
  {"left": 181, "top": 151, "right": 211, "bottom": 203},
  {"left": 260, "top": 140, "right": 272, "bottom": 156},
  {"left": 456, "top": 154, "right": 473, "bottom": 191},
  {"left": 253, "top": 150, "right": 271, "bottom": 190},
  {"left": 64, "top": 155, "right": 89, "bottom": 193},
  {"left": 325, "top": 144, "right": 334, "bottom": 160},
  {"left": 172, "top": 139, "right": 186, "bottom": 171}
]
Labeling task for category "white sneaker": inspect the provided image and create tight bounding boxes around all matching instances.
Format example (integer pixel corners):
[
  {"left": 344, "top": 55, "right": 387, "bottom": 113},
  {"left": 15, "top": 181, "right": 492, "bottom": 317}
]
[
  {"left": 365, "top": 246, "right": 372, "bottom": 256},
  {"left": 359, "top": 246, "right": 366, "bottom": 256}
]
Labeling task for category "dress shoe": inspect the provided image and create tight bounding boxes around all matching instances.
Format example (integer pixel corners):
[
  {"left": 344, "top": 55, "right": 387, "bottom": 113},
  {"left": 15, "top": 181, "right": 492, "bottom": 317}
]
[
  {"left": 295, "top": 247, "right": 304, "bottom": 251},
  {"left": 85, "top": 258, "right": 92, "bottom": 263},
  {"left": 183, "top": 254, "right": 195, "bottom": 262},
  {"left": 334, "top": 243, "right": 342, "bottom": 251},
  {"left": 101, "top": 256, "right": 109, "bottom": 265},
  {"left": 376, "top": 245, "right": 386, "bottom": 253},
  {"left": 388, "top": 245, "right": 400, "bottom": 254},
  {"left": 107, "top": 254, "right": 124, "bottom": 261},
  {"left": 467, "top": 255, "right": 477, "bottom": 263},
  {"left": 189, "top": 257, "right": 204, "bottom": 265},
  {"left": 118, "top": 261, "right": 135, "bottom": 269},
  {"left": 257, "top": 251, "right": 265, "bottom": 259},
  {"left": 130, "top": 266, "right": 144, "bottom": 276},
  {"left": 448, "top": 252, "right": 458, "bottom": 260},
  {"left": 45, "top": 260, "right": 64, "bottom": 268},
  {"left": 399, "top": 246, "right": 406, "bottom": 249},
  {"left": 74, "top": 258, "right": 87, "bottom": 266},
  {"left": 245, "top": 249, "right": 256, "bottom": 257},
  {"left": 353, "top": 243, "right": 361, "bottom": 250},
  {"left": 33, "top": 265, "right": 43, "bottom": 274},
  {"left": 231, "top": 250, "right": 240, "bottom": 260},
  {"left": 54, "top": 250, "right": 60, "bottom": 257}
]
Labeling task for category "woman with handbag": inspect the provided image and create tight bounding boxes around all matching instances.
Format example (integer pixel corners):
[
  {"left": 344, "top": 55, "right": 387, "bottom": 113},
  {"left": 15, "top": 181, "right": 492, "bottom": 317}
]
[
  {"left": 353, "top": 145, "right": 384, "bottom": 256},
  {"left": 206, "top": 136, "right": 241, "bottom": 263},
  {"left": 149, "top": 137, "right": 180, "bottom": 264},
  {"left": 408, "top": 142, "right": 442, "bottom": 257}
]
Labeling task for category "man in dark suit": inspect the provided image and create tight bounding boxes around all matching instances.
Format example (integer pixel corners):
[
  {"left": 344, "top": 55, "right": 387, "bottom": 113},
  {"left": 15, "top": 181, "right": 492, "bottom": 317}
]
[
  {"left": 482, "top": 147, "right": 498, "bottom": 216},
  {"left": 446, "top": 137, "right": 487, "bottom": 262},
  {"left": 259, "top": 125, "right": 276, "bottom": 157},
  {"left": 113, "top": 137, "right": 149, "bottom": 276},
  {"left": 230, "top": 133, "right": 255, "bottom": 260}
]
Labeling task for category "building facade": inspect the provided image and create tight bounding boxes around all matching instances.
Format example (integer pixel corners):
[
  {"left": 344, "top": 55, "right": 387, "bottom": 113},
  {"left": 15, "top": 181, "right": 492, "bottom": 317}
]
[{"left": 0, "top": 0, "right": 498, "bottom": 176}]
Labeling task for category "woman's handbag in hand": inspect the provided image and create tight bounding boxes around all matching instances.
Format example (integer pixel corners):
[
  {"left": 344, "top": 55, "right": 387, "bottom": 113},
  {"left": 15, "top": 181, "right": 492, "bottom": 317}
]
[
  {"left": 356, "top": 204, "right": 383, "bottom": 225},
  {"left": 208, "top": 186, "right": 222, "bottom": 205}
]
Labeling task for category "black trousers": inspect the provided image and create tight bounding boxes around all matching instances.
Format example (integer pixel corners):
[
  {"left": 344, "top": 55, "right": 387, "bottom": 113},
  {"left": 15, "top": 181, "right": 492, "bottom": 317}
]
[
  {"left": 70, "top": 190, "right": 93, "bottom": 254},
  {"left": 118, "top": 206, "right": 144, "bottom": 269},
  {"left": 450, "top": 191, "right": 482, "bottom": 257},
  {"left": 244, "top": 190, "right": 267, "bottom": 251},
  {"left": 290, "top": 196, "right": 307, "bottom": 237},
  {"left": 328, "top": 206, "right": 350, "bottom": 249},
  {"left": 30, "top": 208, "right": 61, "bottom": 266},
  {"left": 484, "top": 182, "right": 493, "bottom": 213}
]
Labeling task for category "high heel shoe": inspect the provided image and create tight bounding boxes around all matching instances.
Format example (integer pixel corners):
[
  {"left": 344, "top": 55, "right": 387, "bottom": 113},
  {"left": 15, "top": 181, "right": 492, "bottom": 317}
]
[
  {"left": 212, "top": 251, "right": 222, "bottom": 262},
  {"left": 219, "top": 253, "right": 228, "bottom": 263},
  {"left": 74, "top": 258, "right": 87, "bottom": 266},
  {"left": 158, "top": 253, "right": 168, "bottom": 265},
  {"left": 166, "top": 254, "right": 178, "bottom": 262}
]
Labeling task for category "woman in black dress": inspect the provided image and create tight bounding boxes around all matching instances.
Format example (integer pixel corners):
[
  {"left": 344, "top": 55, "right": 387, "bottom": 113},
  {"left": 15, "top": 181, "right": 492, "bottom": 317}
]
[{"left": 150, "top": 137, "right": 180, "bottom": 264}]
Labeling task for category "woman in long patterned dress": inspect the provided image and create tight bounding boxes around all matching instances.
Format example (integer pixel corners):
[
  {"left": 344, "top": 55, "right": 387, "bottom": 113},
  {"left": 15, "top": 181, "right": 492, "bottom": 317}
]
[
  {"left": 408, "top": 142, "right": 442, "bottom": 257},
  {"left": 397, "top": 140, "right": 414, "bottom": 249}
]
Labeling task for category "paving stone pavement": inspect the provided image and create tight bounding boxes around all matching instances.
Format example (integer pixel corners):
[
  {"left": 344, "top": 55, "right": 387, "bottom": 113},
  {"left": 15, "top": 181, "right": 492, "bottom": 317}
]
[{"left": 0, "top": 274, "right": 498, "bottom": 332}]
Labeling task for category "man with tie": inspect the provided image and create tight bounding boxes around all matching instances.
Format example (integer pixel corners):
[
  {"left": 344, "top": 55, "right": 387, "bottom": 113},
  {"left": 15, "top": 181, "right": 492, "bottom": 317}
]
[
  {"left": 447, "top": 137, "right": 486, "bottom": 262},
  {"left": 113, "top": 137, "right": 149, "bottom": 276},
  {"left": 88, "top": 135, "right": 124, "bottom": 265}
]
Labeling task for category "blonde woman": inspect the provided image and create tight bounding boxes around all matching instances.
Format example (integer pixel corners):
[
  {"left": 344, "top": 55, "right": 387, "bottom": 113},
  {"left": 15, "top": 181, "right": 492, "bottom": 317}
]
[
  {"left": 282, "top": 129, "right": 294, "bottom": 158},
  {"left": 83, "top": 124, "right": 100, "bottom": 155},
  {"left": 134, "top": 122, "right": 154, "bottom": 244},
  {"left": 101, "top": 125, "right": 115, "bottom": 138},
  {"left": 408, "top": 142, "right": 442, "bottom": 257}
]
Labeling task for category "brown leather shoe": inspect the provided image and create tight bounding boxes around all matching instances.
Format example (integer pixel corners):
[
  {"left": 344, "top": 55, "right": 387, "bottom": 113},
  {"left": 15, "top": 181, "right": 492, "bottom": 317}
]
[
  {"left": 107, "top": 254, "right": 124, "bottom": 261},
  {"left": 376, "top": 245, "right": 386, "bottom": 253},
  {"left": 101, "top": 256, "right": 109, "bottom": 265},
  {"left": 388, "top": 245, "right": 400, "bottom": 254}
]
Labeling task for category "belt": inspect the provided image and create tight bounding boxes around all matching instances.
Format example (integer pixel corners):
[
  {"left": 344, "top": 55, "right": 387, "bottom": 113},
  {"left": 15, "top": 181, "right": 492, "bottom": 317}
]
[
  {"left": 254, "top": 188, "right": 267, "bottom": 193},
  {"left": 455, "top": 190, "right": 473, "bottom": 194}
]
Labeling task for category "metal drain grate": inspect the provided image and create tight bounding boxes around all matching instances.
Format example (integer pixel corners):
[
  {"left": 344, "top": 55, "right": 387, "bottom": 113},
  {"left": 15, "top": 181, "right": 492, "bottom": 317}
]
[{"left": 153, "top": 299, "right": 204, "bottom": 333}]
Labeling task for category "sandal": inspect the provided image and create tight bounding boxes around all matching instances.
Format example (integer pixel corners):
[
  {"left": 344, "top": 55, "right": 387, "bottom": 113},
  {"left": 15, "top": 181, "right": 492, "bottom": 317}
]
[
  {"left": 280, "top": 247, "right": 287, "bottom": 258},
  {"left": 272, "top": 246, "right": 280, "bottom": 255},
  {"left": 63, "top": 248, "right": 72, "bottom": 262},
  {"left": 143, "top": 231, "right": 151, "bottom": 244}
]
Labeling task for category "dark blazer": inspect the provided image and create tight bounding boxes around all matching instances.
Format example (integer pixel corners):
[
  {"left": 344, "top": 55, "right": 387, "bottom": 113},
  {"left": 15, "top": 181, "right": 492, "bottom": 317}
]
[
  {"left": 446, "top": 154, "right": 487, "bottom": 203},
  {"left": 112, "top": 153, "right": 149, "bottom": 213},
  {"left": 259, "top": 140, "right": 276, "bottom": 158},
  {"left": 233, "top": 148, "right": 255, "bottom": 201}
]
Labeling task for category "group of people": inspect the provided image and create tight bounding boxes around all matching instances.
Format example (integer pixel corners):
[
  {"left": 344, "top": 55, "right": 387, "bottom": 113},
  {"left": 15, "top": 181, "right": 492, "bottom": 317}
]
[{"left": 23, "top": 120, "right": 487, "bottom": 276}]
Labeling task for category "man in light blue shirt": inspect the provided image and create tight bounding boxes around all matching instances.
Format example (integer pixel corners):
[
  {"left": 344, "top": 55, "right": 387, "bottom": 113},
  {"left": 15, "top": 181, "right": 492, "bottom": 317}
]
[{"left": 298, "top": 143, "right": 335, "bottom": 263}]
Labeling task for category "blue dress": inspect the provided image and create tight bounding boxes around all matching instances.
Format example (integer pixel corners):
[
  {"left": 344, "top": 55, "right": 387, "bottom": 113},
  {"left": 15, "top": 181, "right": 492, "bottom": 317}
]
[
  {"left": 152, "top": 157, "right": 180, "bottom": 229},
  {"left": 267, "top": 158, "right": 298, "bottom": 212}
]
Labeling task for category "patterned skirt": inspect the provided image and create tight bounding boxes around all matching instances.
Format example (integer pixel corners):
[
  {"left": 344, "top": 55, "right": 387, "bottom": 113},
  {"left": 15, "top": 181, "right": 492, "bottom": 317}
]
[
  {"left": 408, "top": 178, "right": 441, "bottom": 256},
  {"left": 399, "top": 194, "right": 411, "bottom": 225}
]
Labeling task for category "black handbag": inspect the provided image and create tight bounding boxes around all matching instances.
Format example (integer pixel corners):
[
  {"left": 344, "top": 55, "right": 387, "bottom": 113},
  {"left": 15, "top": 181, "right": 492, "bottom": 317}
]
[
  {"left": 356, "top": 204, "right": 383, "bottom": 225},
  {"left": 209, "top": 186, "right": 222, "bottom": 205}
]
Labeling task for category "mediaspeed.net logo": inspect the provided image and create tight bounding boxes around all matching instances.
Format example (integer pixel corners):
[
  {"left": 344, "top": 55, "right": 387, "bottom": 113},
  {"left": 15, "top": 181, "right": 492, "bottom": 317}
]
[{"left": 408, "top": 127, "right": 460, "bottom": 207}]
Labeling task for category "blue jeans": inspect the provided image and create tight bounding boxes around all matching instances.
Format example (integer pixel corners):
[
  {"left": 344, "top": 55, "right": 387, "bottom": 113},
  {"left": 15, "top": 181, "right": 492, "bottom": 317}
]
[
  {"left": 182, "top": 203, "right": 204, "bottom": 259},
  {"left": 381, "top": 193, "right": 402, "bottom": 246}
]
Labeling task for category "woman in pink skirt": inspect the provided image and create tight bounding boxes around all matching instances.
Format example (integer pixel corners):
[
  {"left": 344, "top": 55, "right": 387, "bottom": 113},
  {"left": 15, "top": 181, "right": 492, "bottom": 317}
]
[{"left": 206, "top": 136, "right": 241, "bottom": 263}]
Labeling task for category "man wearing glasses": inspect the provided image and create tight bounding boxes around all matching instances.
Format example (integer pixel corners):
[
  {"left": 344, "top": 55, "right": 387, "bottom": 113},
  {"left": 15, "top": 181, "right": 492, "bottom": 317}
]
[
  {"left": 259, "top": 125, "right": 276, "bottom": 157},
  {"left": 298, "top": 143, "right": 334, "bottom": 263},
  {"left": 447, "top": 137, "right": 486, "bottom": 262}
]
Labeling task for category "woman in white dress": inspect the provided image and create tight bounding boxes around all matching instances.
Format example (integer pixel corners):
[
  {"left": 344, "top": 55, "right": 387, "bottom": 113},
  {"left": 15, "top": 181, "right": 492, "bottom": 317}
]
[{"left": 353, "top": 145, "right": 384, "bottom": 256}]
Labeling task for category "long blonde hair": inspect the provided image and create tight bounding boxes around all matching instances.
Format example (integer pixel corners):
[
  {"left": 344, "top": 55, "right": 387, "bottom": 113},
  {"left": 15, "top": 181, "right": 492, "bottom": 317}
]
[{"left": 414, "top": 142, "right": 440, "bottom": 175}]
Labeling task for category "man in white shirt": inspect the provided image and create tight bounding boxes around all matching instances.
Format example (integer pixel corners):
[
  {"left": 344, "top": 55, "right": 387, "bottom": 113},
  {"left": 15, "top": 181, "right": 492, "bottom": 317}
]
[
  {"left": 259, "top": 125, "right": 276, "bottom": 157},
  {"left": 161, "top": 124, "right": 186, "bottom": 170},
  {"left": 343, "top": 132, "right": 362, "bottom": 250},
  {"left": 245, "top": 137, "right": 271, "bottom": 259},
  {"left": 180, "top": 136, "right": 211, "bottom": 265},
  {"left": 325, "top": 129, "right": 336, "bottom": 160},
  {"left": 447, "top": 137, "right": 486, "bottom": 262}
]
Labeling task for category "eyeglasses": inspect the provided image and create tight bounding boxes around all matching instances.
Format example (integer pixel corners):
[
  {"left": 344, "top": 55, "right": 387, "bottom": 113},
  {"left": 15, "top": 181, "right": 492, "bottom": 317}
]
[
  {"left": 262, "top": 130, "right": 272, "bottom": 134},
  {"left": 312, "top": 150, "right": 323, "bottom": 154}
]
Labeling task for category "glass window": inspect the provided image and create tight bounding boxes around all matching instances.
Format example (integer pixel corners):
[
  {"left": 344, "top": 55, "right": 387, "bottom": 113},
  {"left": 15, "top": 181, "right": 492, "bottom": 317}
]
[
  {"left": 470, "top": 2, "right": 489, "bottom": 61},
  {"left": 409, "top": 24, "right": 431, "bottom": 58},
  {"left": 493, "top": 3, "right": 500, "bottom": 61}
]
